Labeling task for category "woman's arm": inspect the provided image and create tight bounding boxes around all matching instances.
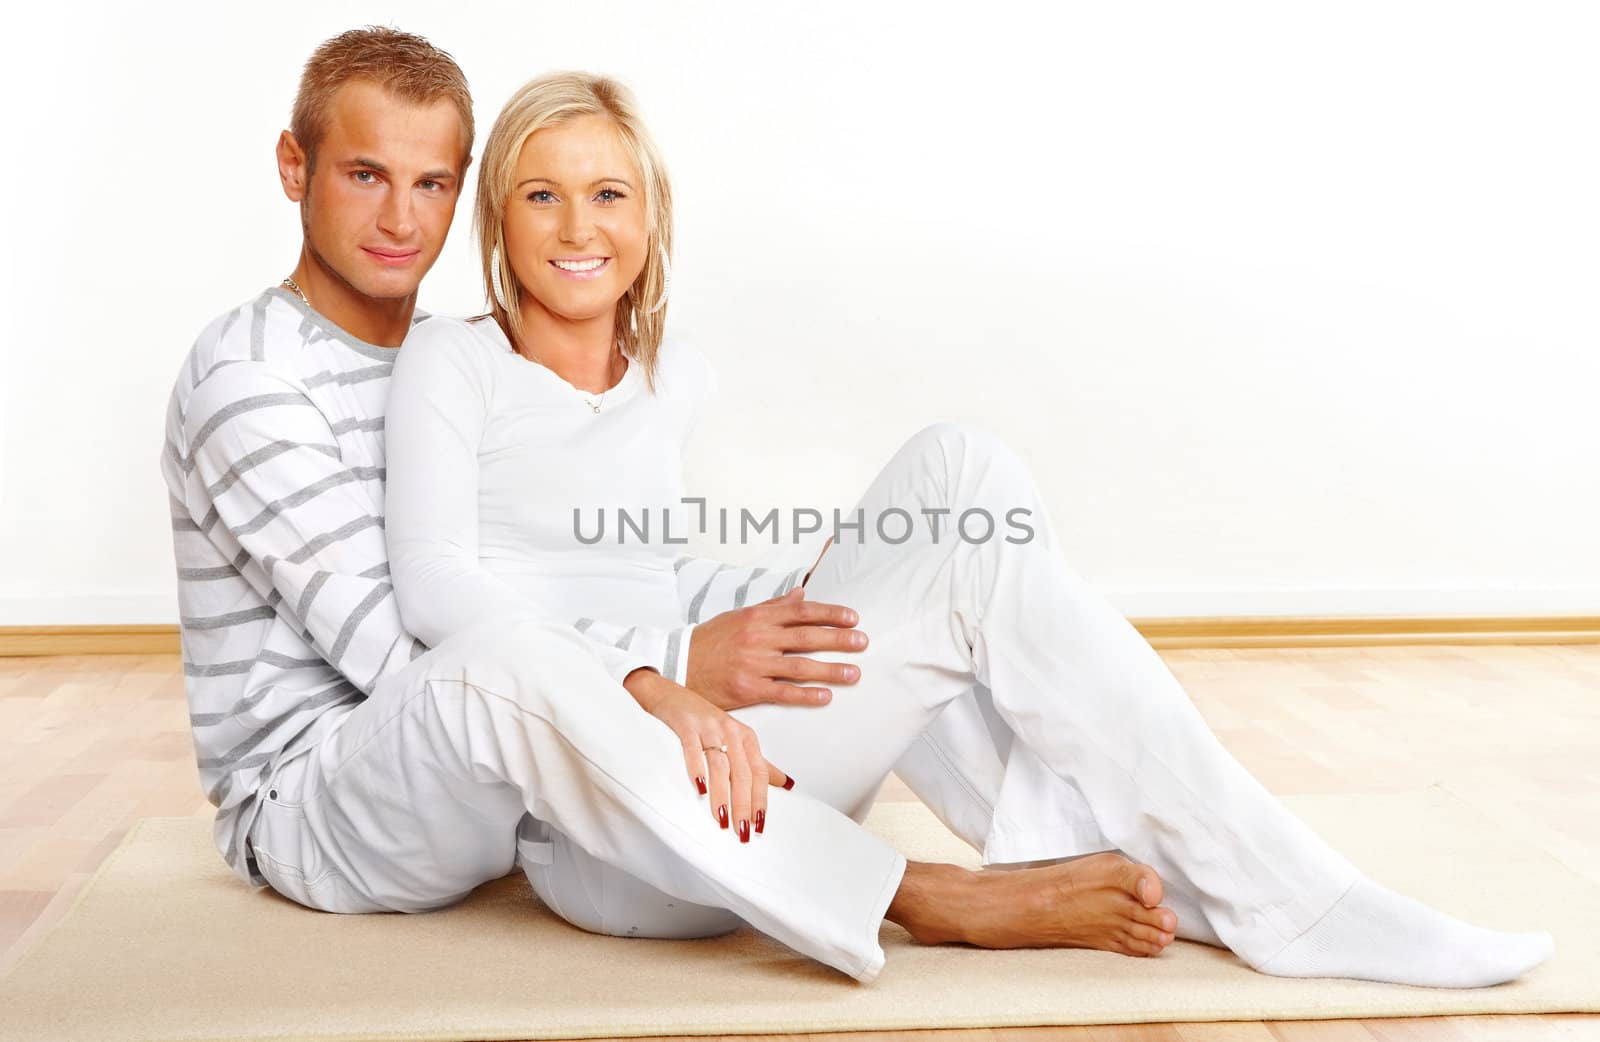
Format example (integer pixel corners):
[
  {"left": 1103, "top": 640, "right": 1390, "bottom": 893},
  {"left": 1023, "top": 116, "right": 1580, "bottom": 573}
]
[{"left": 385, "top": 319, "right": 676, "bottom": 684}]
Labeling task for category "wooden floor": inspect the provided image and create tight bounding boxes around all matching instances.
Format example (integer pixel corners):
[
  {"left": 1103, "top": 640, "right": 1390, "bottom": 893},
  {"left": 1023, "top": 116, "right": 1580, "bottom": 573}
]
[{"left": 2, "top": 645, "right": 1597, "bottom": 1041}]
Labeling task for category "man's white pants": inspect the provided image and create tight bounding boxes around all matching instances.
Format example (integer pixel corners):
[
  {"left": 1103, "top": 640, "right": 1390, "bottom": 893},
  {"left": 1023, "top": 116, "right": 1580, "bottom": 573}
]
[{"left": 248, "top": 422, "right": 1362, "bottom": 982}]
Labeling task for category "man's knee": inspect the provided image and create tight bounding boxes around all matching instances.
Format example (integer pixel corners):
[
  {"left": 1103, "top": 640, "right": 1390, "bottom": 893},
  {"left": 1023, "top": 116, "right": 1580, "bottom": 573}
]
[
  {"left": 903, "top": 420, "right": 1015, "bottom": 473},
  {"left": 896, "top": 421, "right": 1027, "bottom": 518}
]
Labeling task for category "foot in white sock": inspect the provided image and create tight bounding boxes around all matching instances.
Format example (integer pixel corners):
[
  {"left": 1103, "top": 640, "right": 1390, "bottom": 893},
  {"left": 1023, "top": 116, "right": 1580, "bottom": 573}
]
[{"left": 1256, "top": 877, "right": 1554, "bottom": 988}]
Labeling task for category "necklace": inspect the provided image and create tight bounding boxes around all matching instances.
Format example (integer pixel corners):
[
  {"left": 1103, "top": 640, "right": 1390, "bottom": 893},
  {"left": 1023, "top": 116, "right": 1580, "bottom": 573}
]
[
  {"left": 281, "top": 276, "right": 310, "bottom": 306},
  {"left": 517, "top": 340, "right": 625, "bottom": 414}
]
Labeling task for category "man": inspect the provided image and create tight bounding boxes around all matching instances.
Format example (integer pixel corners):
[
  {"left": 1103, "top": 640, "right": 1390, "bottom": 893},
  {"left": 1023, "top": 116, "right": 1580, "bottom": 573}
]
[{"left": 159, "top": 26, "right": 1188, "bottom": 983}]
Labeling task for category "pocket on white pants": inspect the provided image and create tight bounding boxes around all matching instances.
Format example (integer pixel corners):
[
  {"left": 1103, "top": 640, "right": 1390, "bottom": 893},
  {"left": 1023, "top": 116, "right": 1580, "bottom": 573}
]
[{"left": 249, "top": 749, "right": 377, "bottom": 913}]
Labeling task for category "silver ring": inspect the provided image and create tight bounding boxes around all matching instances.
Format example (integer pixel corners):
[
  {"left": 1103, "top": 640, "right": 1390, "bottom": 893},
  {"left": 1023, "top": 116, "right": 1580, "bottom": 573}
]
[{"left": 703, "top": 743, "right": 728, "bottom": 754}]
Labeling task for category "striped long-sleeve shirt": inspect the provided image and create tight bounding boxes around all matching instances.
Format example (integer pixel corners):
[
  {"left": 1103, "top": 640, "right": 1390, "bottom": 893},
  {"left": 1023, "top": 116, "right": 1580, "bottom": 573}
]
[{"left": 160, "top": 287, "right": 802, "bottom": 887}]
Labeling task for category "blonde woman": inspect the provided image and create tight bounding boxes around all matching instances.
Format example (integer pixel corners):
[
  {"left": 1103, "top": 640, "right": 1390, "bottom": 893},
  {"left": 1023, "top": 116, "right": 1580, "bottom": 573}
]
[{"left": 383, "top": 72, "right": 1551, "bottom": 987}]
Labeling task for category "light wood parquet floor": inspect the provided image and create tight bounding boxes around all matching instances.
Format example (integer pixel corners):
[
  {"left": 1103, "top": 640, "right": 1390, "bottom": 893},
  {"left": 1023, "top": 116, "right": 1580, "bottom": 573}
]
[{"left": 2, "top": 645, "right": 1597, "bottom": 1041}]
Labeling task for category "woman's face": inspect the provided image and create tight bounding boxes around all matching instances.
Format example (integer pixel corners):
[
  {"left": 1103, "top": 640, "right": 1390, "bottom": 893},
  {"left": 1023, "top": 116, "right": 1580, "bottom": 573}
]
[{"left": 502, "top": 114, "right": 648, "bottom": 328}]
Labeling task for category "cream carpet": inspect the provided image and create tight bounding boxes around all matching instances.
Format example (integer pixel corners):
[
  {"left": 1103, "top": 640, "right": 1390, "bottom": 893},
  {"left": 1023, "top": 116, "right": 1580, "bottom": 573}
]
[{"left": 0, "top": 785, "right": 1593, "bottom": 1042}]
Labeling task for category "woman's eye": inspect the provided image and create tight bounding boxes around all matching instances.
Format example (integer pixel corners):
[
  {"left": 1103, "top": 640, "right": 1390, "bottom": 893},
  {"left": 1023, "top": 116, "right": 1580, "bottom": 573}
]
[
  {"left": 528, "top": 189, "right": 556, "bottom": 203},
  {"left": 597, "top": 188, "right": 625, "bottom": 203}
]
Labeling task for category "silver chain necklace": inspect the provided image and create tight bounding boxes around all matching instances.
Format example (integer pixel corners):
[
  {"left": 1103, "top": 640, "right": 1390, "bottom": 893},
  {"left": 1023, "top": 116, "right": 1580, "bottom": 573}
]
[{"left": 281, "top": 276, "right": 310, "bottom": 306}]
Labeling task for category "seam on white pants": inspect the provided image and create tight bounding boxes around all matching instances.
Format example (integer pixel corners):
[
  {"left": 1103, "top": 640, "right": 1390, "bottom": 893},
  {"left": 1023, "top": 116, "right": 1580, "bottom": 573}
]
[
  {"left": 1255, "top": 874, "right": 1362, "bottom": 969},
  {"left": 914, "top": 729, "right": 996, "bottom": 820},
  {"left": 981, "top": 820, "right": 1112, "bottom": 867}
]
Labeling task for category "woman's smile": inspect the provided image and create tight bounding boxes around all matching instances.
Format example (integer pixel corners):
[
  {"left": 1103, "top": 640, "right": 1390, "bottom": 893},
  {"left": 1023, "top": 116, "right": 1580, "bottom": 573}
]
[{"left": 550, "top": 256, "right": 611, "bottom": 280}]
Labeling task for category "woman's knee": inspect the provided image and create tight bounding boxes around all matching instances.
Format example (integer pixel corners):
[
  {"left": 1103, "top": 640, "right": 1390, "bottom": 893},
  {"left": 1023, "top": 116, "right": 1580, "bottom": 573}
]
[
  {"left": 421, "top": 614, "right": 621, "bottom": 716},
  {"left": 524, "top": 825, "right": 742, "bottom": 940}
]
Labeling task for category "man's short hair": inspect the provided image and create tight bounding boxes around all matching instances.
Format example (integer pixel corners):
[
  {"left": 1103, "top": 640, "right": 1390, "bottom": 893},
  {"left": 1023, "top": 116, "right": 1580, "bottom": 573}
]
[{"left": 290, "top": 26, "right": 474, "bottom": 172}]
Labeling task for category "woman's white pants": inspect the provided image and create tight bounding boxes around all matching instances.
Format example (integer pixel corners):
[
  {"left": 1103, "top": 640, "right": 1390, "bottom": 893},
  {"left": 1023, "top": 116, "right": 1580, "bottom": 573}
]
[{"left": 247, "top": 422, "right": 1361, "bottom": 983}]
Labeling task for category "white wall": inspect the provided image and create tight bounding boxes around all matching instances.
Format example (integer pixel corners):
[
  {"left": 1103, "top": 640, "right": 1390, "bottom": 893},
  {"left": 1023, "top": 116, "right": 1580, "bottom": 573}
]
[{"left": 2, "top": 0, "right": 1597, "bottom": 625}]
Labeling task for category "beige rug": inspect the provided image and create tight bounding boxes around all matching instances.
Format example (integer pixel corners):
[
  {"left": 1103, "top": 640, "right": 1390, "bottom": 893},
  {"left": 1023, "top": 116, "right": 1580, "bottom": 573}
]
[{"left": 0, "top": 786, "right": 1593, "bottom": 1042}]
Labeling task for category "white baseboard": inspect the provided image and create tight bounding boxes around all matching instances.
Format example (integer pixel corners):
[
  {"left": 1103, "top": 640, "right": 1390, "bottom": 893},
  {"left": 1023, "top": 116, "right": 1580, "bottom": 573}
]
[
  {"left": 1, "top": 586, "right": 1597, "bottom": 626},
  {"left": 1102, "top": 585, "right": 1600, "bottom": 618},
  {"left": 0, "top": 594, "right": 179, "bottom": 626}
]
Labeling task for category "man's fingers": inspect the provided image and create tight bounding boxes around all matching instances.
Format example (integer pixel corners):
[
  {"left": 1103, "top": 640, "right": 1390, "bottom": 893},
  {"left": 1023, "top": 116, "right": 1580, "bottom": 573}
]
[
  {"left": 785, "top": 599, "right": 860, "bottom": 627},
  {"left": 777, "top": 625, "right": 869, "bottom": 655},
  {"left": 756, "top": 596, "right": 858, "bottom": 629},
  {"left": 758, "top": 680, "right": 835, "bottom": 706},
  {"left": 768, "top": 655, "right": 859, "bottom": 685}
]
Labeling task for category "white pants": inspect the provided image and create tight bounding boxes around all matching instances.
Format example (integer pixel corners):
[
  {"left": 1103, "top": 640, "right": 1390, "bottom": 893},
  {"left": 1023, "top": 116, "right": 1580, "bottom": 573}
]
[{"left": 248, "top": 422, "right": 1361, "bottom": 981}]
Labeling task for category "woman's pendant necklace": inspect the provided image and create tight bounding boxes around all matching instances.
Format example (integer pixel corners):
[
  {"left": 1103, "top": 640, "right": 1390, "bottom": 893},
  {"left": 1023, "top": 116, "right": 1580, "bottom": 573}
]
[{"left": 521, "top": 339, "right": 616, "bottom": 414}]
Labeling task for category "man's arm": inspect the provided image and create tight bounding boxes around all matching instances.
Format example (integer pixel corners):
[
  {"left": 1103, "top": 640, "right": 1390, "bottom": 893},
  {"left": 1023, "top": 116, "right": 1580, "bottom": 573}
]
[{"left": 177, "top": 360, "right": 418, "bottom": 694}]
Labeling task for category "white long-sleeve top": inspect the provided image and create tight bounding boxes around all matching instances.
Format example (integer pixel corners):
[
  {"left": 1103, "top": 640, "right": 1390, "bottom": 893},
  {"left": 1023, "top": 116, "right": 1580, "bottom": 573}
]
[
  {"left": 162, "top": 288, "right": 802, "bottom": 889},
  {"left": 384, "top": 315, "right": 805, "bottom": 686}
]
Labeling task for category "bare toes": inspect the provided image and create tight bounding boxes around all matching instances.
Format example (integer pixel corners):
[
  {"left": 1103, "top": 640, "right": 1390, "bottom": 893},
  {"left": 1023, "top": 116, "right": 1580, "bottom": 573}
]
[
  {"left": 1128, "top": 922, "right": 1173, "bottom": 948},
  {"left": 1124, "top": 861, "right": 1163, "bottom": 908},
  {"left": 1134, "top": 903, "right": 1178, "bottom": 934}
]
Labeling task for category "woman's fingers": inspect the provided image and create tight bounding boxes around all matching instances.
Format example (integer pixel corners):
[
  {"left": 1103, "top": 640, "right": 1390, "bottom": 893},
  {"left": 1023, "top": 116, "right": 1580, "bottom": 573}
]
[
  {"left": 701, "top": 742, "right": 731, "bottom": 831},
  {"left": 741, "top": 731, "right": 769, "bottom": 841},
  {"left": 674, "top": 714, "right": 791, "bottom": 841},
  {"left": 727, "top": 731, "right": 754, "bottom": 843},
  {"left": 680, "top": 737, "right": 708, "bottom": 797}
]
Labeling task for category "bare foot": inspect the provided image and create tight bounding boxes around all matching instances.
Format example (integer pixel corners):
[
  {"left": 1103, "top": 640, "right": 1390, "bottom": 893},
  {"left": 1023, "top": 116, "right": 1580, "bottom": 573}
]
[{"left": 889, "top": 852, "right": 1179, "bottom": 958}]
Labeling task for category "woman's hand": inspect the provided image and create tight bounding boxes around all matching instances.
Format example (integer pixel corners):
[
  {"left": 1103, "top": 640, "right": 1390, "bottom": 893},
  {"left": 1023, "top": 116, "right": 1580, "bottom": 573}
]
[{"left": 622, "top": 668, "right": 793, "bottom": 843}]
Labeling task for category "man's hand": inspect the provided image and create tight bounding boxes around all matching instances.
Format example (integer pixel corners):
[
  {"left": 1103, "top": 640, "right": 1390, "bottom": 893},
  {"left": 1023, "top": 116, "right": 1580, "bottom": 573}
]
[{"left": 686, "top": 587, "right": 867, "bottom": 711}]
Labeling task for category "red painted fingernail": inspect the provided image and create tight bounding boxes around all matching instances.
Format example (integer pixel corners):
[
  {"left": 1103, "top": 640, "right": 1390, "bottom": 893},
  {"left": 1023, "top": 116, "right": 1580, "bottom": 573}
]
[
  {"left": 695, "top": 775, "right": 707, "bottom": 795},
  {"left": 782, "top": 775, "right": 796, "bottom": 791},
  {"left": 738, "top": 819, "right": 750, "bottom": 843},
  {"left": 754, "top": 809, "right": 765, "bottom": 834},
  {"left": 717, "top": 804, "right": 729, "bottom": 828}
]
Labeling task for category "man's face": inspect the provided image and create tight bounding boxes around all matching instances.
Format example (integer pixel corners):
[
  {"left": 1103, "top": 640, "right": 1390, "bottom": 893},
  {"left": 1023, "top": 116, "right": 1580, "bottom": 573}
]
[{"left": 294, "top": 81, "right": 467, "bottom": 300}]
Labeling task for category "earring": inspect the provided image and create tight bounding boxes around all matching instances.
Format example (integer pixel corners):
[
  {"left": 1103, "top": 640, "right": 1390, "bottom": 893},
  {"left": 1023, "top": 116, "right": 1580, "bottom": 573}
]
[
  {"left": 645, "top": 243, "right": 671, "bottom": 314},
  {"left": 489, "top": 244, "right": 509, "bottom": 312}
]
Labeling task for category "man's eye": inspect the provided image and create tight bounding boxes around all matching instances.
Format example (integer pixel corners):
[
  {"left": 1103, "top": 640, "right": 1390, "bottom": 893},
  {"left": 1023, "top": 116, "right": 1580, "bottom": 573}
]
[
  {"left": 420, "top": 180, "right": 442, "bottom": 191},
  {"left": 353, "top": 170, "right": 378, "bottom": 184}
]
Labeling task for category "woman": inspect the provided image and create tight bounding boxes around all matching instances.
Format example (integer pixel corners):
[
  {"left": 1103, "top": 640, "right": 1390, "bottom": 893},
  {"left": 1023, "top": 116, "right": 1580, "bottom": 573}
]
[{"left": 384, "top": 71, "right": 1552, "bottom": 987}]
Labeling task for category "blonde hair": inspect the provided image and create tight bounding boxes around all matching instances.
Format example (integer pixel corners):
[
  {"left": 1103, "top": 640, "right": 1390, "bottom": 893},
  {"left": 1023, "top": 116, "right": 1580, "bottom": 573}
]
[
  {"left": 290, "top": 26, "right": 474, "bottom": 173},
  {"left": 475, "top": 71, "right": 672, "bottom": 391}
]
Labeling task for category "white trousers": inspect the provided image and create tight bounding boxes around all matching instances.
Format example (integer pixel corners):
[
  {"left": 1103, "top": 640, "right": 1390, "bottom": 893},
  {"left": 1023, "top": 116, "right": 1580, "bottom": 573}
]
[{"left": 248, "top": 422, "right": 1361, "bottom": 982}]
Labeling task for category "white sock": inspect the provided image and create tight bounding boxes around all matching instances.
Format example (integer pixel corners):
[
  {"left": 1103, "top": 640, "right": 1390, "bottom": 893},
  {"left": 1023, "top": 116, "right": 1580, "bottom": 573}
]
[{"left": 1257, "top": 877, "right": 1554, "bottom": 988}]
